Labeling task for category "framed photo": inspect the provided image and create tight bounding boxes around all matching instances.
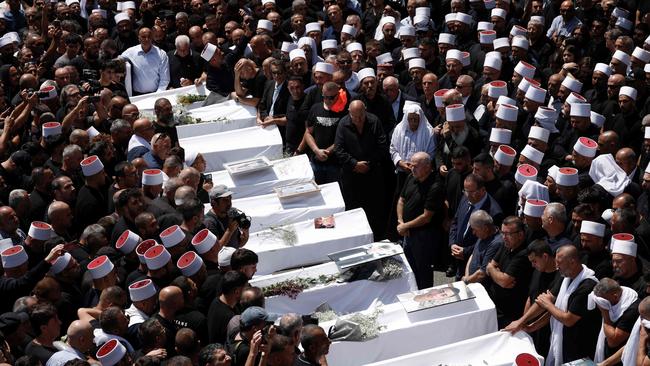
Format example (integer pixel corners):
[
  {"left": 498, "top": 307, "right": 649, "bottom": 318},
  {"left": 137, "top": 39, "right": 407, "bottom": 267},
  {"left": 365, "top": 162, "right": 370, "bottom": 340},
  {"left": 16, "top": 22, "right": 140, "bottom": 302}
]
[
  {"left": 328, "top": 242, "right": 403, "bottom": 270},
  {"left": 397, "top": 281, "right": 475, "bottom": 313},
  {"left": 314, "top": 215, "right": 336, "bottom": 229},
  {"left": 224, "top": 156, "right": 272, "bottom": 175},
  {"left": 275, "top": 180, "right": 320, "bottom": 199}
]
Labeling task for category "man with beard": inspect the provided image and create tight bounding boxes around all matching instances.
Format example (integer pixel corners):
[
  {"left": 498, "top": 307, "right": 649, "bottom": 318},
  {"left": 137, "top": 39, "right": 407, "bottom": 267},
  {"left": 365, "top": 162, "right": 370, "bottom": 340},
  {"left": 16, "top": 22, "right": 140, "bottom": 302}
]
[
  {"left": 75, "top": 156, "right": 109, "bottom": 230},
  {"left": 70, "top": 37, "right": 101, "bottom": 74},
  {"left": 609, "top": 87, "right": 643, "bottom": 154},
  {"left": 354, "top": 68, "right": 395, "bottom": 137},
  {"left": 113, "top": 13, "right": 139, "bottom": 53},
  {"left": 152, "top": 99, "right": 179, "bottom": 146},
  {"left": 435, "top": 104, "right": 481, "bottom": 172},
  {"left": 584, "top": 63, "right": 612, "bottom": 114}
]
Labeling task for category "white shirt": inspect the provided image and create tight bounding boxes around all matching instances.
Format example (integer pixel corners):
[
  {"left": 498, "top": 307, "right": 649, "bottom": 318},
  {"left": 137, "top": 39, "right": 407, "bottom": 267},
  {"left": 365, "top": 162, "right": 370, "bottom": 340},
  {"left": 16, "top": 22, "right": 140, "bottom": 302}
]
[{"left": 121, "top": 44, "right": 170, "bottom": 93}]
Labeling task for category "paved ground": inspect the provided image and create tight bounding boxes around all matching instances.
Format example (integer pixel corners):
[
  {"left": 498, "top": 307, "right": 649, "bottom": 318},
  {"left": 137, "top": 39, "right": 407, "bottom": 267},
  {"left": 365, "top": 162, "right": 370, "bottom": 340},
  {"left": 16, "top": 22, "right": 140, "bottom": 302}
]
[{"left": 433, "top": 270, "right": 455, "bottom": 286}]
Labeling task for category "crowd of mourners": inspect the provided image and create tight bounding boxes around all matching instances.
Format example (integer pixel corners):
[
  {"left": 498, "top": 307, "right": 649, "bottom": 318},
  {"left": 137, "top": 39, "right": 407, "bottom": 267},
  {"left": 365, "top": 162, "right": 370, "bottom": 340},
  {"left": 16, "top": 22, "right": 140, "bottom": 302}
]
[{"left": 3, "top": 0, "right": 650, "bottom": 364}]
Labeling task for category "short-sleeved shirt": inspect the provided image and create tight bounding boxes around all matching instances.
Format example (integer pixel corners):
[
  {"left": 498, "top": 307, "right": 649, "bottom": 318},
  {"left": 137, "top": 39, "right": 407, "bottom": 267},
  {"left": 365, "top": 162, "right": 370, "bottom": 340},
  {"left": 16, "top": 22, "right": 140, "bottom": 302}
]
[
  {"left": 551, "top": 277, "right": 601, "bottom": 362},
  {"left": 604, "top": 298, "right": 640, "bottom": 358},
  {"left": 400, "top": 173, "right": 445, "bottom": 230},
  {"left": 489, "top": 244, "right": 533, "bottom": 319},
  {"left": 306, "top": 103, "right": 347, "bottom": 158}
]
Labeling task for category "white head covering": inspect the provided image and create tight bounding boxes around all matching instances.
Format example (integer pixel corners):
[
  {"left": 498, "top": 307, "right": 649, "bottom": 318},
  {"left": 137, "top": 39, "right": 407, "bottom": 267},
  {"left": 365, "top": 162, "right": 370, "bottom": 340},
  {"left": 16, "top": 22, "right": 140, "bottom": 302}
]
[
  {"left": 297, "top": 37, "right": 320, "bottom": 65},
  {"left": 534, "top": 107, "right": 559, "bottom": 133},
  {"left": 588, "top": 154, "right": 631, "bottom": 197},
  {"left": 392, "top": 104, "right": 434, "bottom": 164},
  {"left": 345, "top": 42, "right": 363, "bottom": 54}
]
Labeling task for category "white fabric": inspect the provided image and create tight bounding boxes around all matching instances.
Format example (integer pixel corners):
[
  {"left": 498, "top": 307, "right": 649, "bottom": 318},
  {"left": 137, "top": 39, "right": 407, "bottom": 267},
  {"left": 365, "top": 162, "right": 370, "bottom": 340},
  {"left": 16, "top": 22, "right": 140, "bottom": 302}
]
[
  {"left": 366, "top": 331, "right": 542, "bottom": 366},
  {"left": 175, "top": 100, "right": 257, "bottom": 138},
  {"left": 208, "top": 155, "right": 314, "bottom": 199},
  {"left": 125, "top": 304, "right": 149, "bottom": 327},
  {"left": 321, "top": 283, "right": 497, "bottom": 365},
  {"left": 547, "top": 265, "right": 597, "bottom": 366},
  {"left": 127, "top": 134, "right": 152, "bottom": 154},
  {"left": 130, "top": 83, "right": 208, "bottom": 114},
  {"left": 250, "top": 253, "right": 417, "bottom": 315},
  {"left": 390, "top": 104, "right": 435, "bottom": 168},
  {"left": 622, "top": 317, "right": 642, "bottom": 366},
  {"left": 209, "top": 182, "right": 345, "bottom": 233},
  {"left": 180, "top": 125, "right": 283, "bottom": 172},
  {"left": 587, "top": 286, "right": 638, "bottom": 363},
  {"left": 589, "top": 154, "right": 630, "bottom": 197},
  {"left": 248, "top": 208, "right": 373, "bottom": 275}
]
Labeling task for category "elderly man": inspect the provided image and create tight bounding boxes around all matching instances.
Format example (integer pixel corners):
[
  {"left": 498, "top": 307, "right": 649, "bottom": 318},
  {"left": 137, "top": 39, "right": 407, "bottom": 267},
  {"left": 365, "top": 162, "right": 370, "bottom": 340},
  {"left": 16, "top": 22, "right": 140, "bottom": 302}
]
[
  {"left": 611, "top": 236, "right": 646, "bottom": 297},
  {"left": 45, "top": 320, "right": 94, "bottom": 366},
  {"left": 383, "top": 76, "right": 416, "bottom": 122},
  {"left": 542, "top": 202, "right": 573, "bottom": 252},
  {"left": 547, "top": 1, "right": 582, "bottom": 41},
  {"left": 296, "top": 325, "right": 331, "bottom": 366},
  {"left": 396, "top": 152, "right": 445, "bottom": 289},
  {"left": 579, "top": 221, "right": 612, "bottom": 279},
  {"left": 463, "top": 210, "right": 504, "bottom": 286},
  {"left": 168, "top": 35, "right": 202, "bottom": 88},
  {"left": 143, "top": 133, "right": 172, "bottom": 169},
  {"left": 487, "top": 216, "right": 533, "bottom": 328},
  {"left": 121, "top": 27, "right": 170, "bottom": 95}
]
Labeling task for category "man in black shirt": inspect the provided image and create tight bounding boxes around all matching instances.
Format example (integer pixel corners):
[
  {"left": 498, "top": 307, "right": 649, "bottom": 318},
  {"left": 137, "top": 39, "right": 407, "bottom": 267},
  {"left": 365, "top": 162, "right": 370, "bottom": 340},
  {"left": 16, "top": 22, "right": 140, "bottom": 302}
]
[
  {"left": 294, "top": 325, "right": 331, "bottom": 366},
  {"left": 396, "top": 151, "right": 445, "bottom": 289},
  {"left": 167, "top": 35, "right": 202, "bottom": 88},
  {"left": 579, "top": 220, "right": 613, "bottom": 279},
  {"left": 487, "top": 216, "right": 534, "bottom": 329},
  {"left": 200, "top": 43, "right": 235, "bottom": 105},
  {"left": 304, "top": 81, "right": 347, "bottom": 184},
  {"left": 285, "top": 76, "right": 307, "bottom": 154},
  {"left": 207, "top": 270, "right": 247, "bottom": 345},
  {"left": 75, "top": 155, "right": 109, "bottom": 231},
  {"left": 203, "top": 185, "right": 249, "bottom": 249}
]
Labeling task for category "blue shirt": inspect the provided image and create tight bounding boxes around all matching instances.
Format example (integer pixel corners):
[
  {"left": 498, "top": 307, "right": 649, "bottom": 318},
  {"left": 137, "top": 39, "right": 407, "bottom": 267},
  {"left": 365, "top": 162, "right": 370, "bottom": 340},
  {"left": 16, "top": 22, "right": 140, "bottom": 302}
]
[
  {"left": 468, "top": 231, "right": 503, "bottom": 276},
  {"left": 121, "top": 44, "right": 170, "bottom": 93},
  {"left": 546, "top": 15, "right": 581, "bottom": 39},
  {"left": 45, "top": 348, "right": 84, "bottom": 366}
]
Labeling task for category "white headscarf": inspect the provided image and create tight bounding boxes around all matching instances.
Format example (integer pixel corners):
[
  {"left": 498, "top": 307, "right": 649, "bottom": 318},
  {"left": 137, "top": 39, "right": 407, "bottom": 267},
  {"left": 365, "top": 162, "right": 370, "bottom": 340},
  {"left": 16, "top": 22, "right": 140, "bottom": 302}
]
[
  {"left": 588, "top": 154, "right": 631, "bottom": 197},
  {"left": 185, "top": 149, "right": 199, "bottom": 168},
  {"left": 588, "top": 286, "right": 638, "bottom": 363},
  {"left": 374, "top": 16, "right": 401, "bottom": 41},
  {"left": 389, "top": 104, "right": 435, "bottom": 169},
  {"left": 297, "top": 37, "right": 322, "bottom": 65}
]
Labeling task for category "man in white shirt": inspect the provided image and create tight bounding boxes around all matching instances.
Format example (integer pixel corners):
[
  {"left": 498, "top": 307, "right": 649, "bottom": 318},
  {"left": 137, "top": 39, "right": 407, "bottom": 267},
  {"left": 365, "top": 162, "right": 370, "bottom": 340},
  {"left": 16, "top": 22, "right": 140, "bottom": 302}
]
[{"left": 121, "top": 28, "right": 170, "bottom": 95}]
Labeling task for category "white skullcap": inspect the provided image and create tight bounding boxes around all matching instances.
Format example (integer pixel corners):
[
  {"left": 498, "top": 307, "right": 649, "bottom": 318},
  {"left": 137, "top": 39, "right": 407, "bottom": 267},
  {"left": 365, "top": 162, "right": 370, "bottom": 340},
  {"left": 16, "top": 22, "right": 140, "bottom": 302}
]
[
  {"left": 128, "top": 279, "right": 157, "bottom": 302},
  {"left": 573, "top": 137, "right": 598, "bottom": 158},
  {"left": 314, "top": 62, "right": 334, "bottom": 74},
  {"left": 438, "top": 33, "right": 456, "bottom": 45},
  {"left": 434, "top": 89, "right": 448, "bottom": 108},
  {"left": 611, "top": 233, "right": 637, "bottom": 257},
  {"left": 321, "top": 39, "right": 338, "bottom": 50},
  {"left": 493, "top": 37, "right": 510, "bottom": 50},
  {"left": 218, "top": 247, "right": 236, "bottom": 267},
  {"left": 96, "top": 339, "right": 127, "bottom": 366},
  {"left": 510, "top": 25, "right": 527, "bottom": 37},
  {"left": 488, "top": 80, "right": 508, "bottom": 98},
  {"left": 565, "top": 92, "right": 586, "bottom": 104},
  {"left": 49, "top": 252, "right": 71, "bottom": 275},
  {"left": 632, "top": 47, "right": 650, "bottom": 63},
  {"left": 289, "top": 48, "right": 306, "bottom": 61},
  {"left": 142, "top": 169, "right": 163, "bottom": 186},
  {"left": 612, "top": 7, "right": 630, "bottom": 18},
  {"left": 446, "top": 49, "right": 462, "bottom": 62},
  {"left": 561, "top": 76, "right": 583, "bottom": 93},
  {"left": 556, "top": 167, "right": 579, "bottom": 186},
  {"left": 357, "top": 67, "right": 375, "bottom": 81},
  {"left": 114, "top": 12, "right": 130, "bottom": 24},
  {"left": 524, "top": 199, "right": 547, "bottom": 218},
  {"left": 1, "top": 246, "right": 28, "bottom": 269},
  {"left": 514, "top": 61, "right": 535, "bottom": 79},
  {"left": 81, "top": 155, "right": 104, "bottom": 177},
  {"left": 612, "top": 50, "right": 631, "bottom": 66},
  {"left": 529, "top": 126, "right": 550, "bottom": 143},
  {"left": 144, "top": 245, "right": 171, "bottom": 270},
  {"left": 345, "top": 42, "right": 363, "bottom": 53},
  {"left": 305, "top": 22, "right": 321, "bottom": 33},
  {"left": 570, "top": 102, "right": 590, "bottom": 118},
  {"left": 620, "top": 86, "right": 638, "bottom": 101},
  {"left": 525, "top": 85, "right": 546, "bottom": 104},
  {"left": 496, "top": 103, "right": 518, "bottom": 121},
  {"left": 591, "top": 111, "right": 605, "bottom": 128},
  {"left": 479, "top": 30, "right": 497, "bottom": 45},
  {"left": 402, "top": 47, "right": 420, "bottom": 60},
  {"left": 616, "top": 17, "right": 633, "bottom": 31},
  {"left": 580, "top": 221, "right": 605, "bottom": 237},
  {"left": 456, "top": 12, "right": 472, "bottom": 25},
  {"left": 399, "top": 25, "right": 415, "bottom": 37},
  {"left": 490, "top": 128, "right": 512, "bottom": 144},
  {"left": 177, "top": 251, "right": 204, "bottom": 277},
  {"left": 28, "top": 221, "right": 52, "bottom": 240},
  {"left": 115, "top": 230, "right": 141, "bottom": 254},
  {"left": 281, "top": 42, "right": 297, "bottom": 53},
  {"left": 160, "top": 225, "right": 185, "bottom": 248},
  {"left": 594, "top": 63, "right": 612, "bottom": 76},
  {"left": 483, "top": 51, "right": 502, "bottom": 70},
  {"left": 478, "top": 22, "right": 494, "bottom": 31},
  {"left": 375, "top": 52, "right": 393, "bottom": 65},
  {"left": 515, "top": 164, "right": 538, "bottom": 185},
  {"left": 201, "top": 43, "right": 217, "bottom": 62},
  {"left": 446, "top": 104, "right": 466, "bottom": 122},
  {"left": 494, "top": 145, "right": 516, "bottom": 166},
  {"left": 342, "top": 24, "right": 357, "bottom": 36},
  {"left": 497, "top": 95, "right": 516, "bottom": 106},
  {"left": 408, "top": 58, "right": 426, "bottom": 70},
  {"left": 491, "top": 8, "right": 506, "bottom": 19},
  {"left": 521, "top": 145, "right": 544, "bottom": 165},
  {"left": 192, "top": 229, "right": 217, "bottom": 254}
]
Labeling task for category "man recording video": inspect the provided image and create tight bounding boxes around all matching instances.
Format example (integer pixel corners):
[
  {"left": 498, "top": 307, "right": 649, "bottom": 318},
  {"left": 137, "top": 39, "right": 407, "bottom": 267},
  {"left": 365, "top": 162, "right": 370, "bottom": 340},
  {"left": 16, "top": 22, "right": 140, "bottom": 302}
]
[{"left": 203, "top": 184, "right": 250, "bottom": 249}]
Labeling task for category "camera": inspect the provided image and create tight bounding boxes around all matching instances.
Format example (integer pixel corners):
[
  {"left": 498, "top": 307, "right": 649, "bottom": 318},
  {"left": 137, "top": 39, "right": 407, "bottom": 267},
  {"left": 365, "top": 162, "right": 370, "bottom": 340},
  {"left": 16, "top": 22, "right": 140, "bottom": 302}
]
[
  {"left": 227, "top": 207, "right": 251, "bottom": 229},
  {"left": 82, "top": 69, "right": 99, "bottom": 80}
]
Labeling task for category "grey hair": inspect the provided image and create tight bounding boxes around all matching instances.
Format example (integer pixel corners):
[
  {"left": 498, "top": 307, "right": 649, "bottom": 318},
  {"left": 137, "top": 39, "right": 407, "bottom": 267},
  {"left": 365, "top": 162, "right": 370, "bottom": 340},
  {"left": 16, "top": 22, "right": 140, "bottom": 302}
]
[
  {"left": 412, "top": 151, "right": 431, "bottom": 165},
  {"left": 80, "top": 224, "right": 105, "bottom": 242},
  {"left": 642, "top": 114, "right": 650, "bottom": 127},
  {"left": 13, "top": 296, "right": 35, "bottom": 313},
  {"left": 291, "top": 0, "right": 306, "bottom": 8},
  {"left": 278, "top": 313, "right": 303, "bottom": 335},
  {"left": 60, "top": 84, "right": 80, "bottom": 104},
  {"left": 545, "top": 202, "right": 567, "bottom": 223},
  {"left": 62, "top": 144, "right": 82, "bottom": 159},
  {"left": 176, "top": 12, "right": 188, "bottom": 20},
  {"left": 175, "top": 35, "right": 190, "bottom": 48},
  {"left": 382, "top": 76, "right": 399, "bottom": 88},
  {"left": 469, "top": 210, "right": 493, "bottom": 228},
  {"left": 109, "top": 119, "right": 131, "bottom": 134},
  {"left": 164, "top": 177, "right": 184, "bottom": 194},
  {"left": 593, "top": 277, "right": 621, "bottom": 298},
  {"left": 8, "top": 189, "right": 28, "bottom": 208}
]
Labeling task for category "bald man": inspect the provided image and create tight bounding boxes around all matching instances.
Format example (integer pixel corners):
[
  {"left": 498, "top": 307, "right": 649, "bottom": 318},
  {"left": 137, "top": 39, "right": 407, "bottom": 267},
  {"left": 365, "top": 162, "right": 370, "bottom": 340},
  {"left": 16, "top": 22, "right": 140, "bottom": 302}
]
[
  {"left": 547, "top": 1, "right": 581, "bottom": 41},
  {"left": 127, "top": 118, "right": 155, "bottom": 162},
  {"left": 121, "top": 104, "right": 140, "bottom": 126},
  {"left": 121, "top": 28, "right": 170, "bottom": 94},
  {"left": 154, "top": 286, "right": 184, "bottom": 353},
  {"left": 334, "top": 100, "right": 388, "bottom": 239},
  {"left": 47, "top": 201, "right": 74, "bottom": 243},
  {"left": 46, "top": 320, "right": 95, "bottom": 366},
  {"left": 598, "top": 131, "right": 619, "bottom": 156},
  {"left": 383, "top": 76, "right": 417, "bottom": 122}
]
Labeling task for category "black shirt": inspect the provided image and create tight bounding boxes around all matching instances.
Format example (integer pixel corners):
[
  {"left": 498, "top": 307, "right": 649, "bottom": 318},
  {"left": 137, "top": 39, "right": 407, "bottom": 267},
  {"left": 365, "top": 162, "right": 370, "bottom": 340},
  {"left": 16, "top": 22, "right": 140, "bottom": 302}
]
[
  {"left": 24, "top": 341, "right": 57, "bottom": 364},
  {"left": 285, "top": 96, "right": 307, "bottom": 153},
  {"left": 207, "top": 297, "right": 237, "bottom": 344},
  {"left": 333, "top": 113, "right": 387, "bottom": 172},
  {"left": 400, "top": 173, "right": 445, "bottom": 230},
  {"left": 604, "top": 298, "right": 640, "bottom": 358},
  {"left": 152, "top": 314, "right": 180, "bottom": 355},
  {"left": 489, "top": 244, "right": 533, "bottom": 322},
  {"left": 75, "top": 184, "right": 109, "bottom": 230},
  {"left": 203, "top": 210, "right": 242, "bottom": 248},
  {"left": 167, "top": 50, "right": 203, "bottom": 88},
  {"left": 580, "top": 250, "right": 613, "bottom": 280},
  {"left": 306, "top": 103, "right": 347, "bottom": 162},
  {"left": 206, "top": 63, "right": 235, "bottom": 97}
]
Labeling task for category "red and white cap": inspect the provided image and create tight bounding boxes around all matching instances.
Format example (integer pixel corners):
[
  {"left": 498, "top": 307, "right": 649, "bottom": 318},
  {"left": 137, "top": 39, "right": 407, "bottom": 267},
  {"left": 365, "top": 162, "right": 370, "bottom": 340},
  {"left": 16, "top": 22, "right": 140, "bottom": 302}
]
[
  {"left": 493, "top": 37, "right": 510, "bottom": 50},
  {"left": 494, "top": 145, "right": 516, "bottom": 166},
  {"left": 620, "top": 86, "right": 638, "bottom": 101},
  {"left": 42, "top": 122, "right": 62, "bottom": 138},
  {"left": 1, "top": 246, "right": 28, "bottom": 268},
  {"left": 402, "top": 47, "right": 420, "bottom": 60},
  {"left": 488, "top": 80, "right": 508, "bottom": 98},
  {"left": 201, "top": 43, "right": 217, "bottom": 62},
  {"left": 87, "top": 255, "right": 114, "bottom": 280},
  {"left": 591, "top": 111, "right": 606, "bottom": 128},
  {"left": 523, "top": 199, "right": 547, "bottom": 218},
  {"left": 491, "top": 8, "right": 506, "bottom": 19},
  {"left": 40, "top": 84, "right": 58, "bottom": 101},
  {"left": 594, "top": 63, "right": 612, "bottom": 77},
  {"left": 445, "top": 104, "right": 465, "bottom": 122},
  {"left": 144, "top": 245, "right": 171, "bottom": 270},
  {"left": 128, "top": 279, "right": 157, "bottom": 302},
  {"left": 375, "top": 52, "right": 392, "bottom": 65},
  {"left": 483, "top": 51, "right": 502, "bottom": 70},
  {"left": 528, "top": 126, "right": 550, "bottom": 143},
  {"left": 565, "top": 92, "right": 586, "bottom": 105},
  {"left": 612, "top": 50, "right": 631, "bottom": 66},
  {"left": 556, "top": 167, "right": 579, "bottom": 186},
  {"left": 511, "top": 36, "right": 529, "bottom": 50},
  {"left": 561, "top": 76, "right": 583, "bottom": 93},
  {"left": 177, "top": 251, "right": 204, "bottom": 277},
  {"left": 115, "top": 230, "right": 141, "bottom": 254},
  {"left": 136, "top": 239, "right": 158, "bottom": 264},
  {"left": 569, "top": 103, "right": 590, "bottom": 118},
  {"left": 81, "top": 155, "right": 104, "bottom": 177},
  {"left": 521, "top": 145, "right": 544, "bottom": 165},
  {"left": 514, "top": 61, "right": 535, "bottom": 79},
  {"left": 611, "top": 233, "right": 637, "bottom": 257},
  {"left": 96, "top": 339, "right": 127, "bottom": 366},
  {"left": 438, "top": 33, "right": 456, "bottom": 45},
  {"left": 160, "top": 225, "right": 185, "bottom": 248},
  {"left": 496, "top": 103, "right": 518, "bottom": 122},
  {"left": 434, "top": 89, "right": 448, "bottom": 108},
  {"left": 357, "top": 68, "right": 375, "bottom": 82},
  {"left": 461, "top": 52, "right": 470, "bottom": 67},
  {"left": 114, "top": 12, "right": 130, "bottom": 24},
  {"left": 479, "top": 30, "right": 496, "bottom": 45},
  {"left": 192, "top": 229, "right": 217, "bottom": 254},
  {"left": 515, "top": 164, "right": 538, "bottom": 185},
  {"left": 525, "top": 85, "right": 546, "bottom": 104},
  {"left": 142, "top": 169, "right": 163, "bottom": 186},
  {"left": 28, "top": 221, "right": 52, "bottom": 241},
  {"left": 514, "top": 353, "right": 540, "bottom": 366},
  {"left": 573, "top": 137, "right": 598, "bottom": 158},
  {"left": 580, "top": 221, "right": 605, "bottom": 237},
  {"left": 510, "top": 25, "right": 527, "bottom": 38},
  {"left": 517, "top": 77, "right": 539, "bottom": 92},
  {"left": 489, "top": 128, "right": 512, "bottom": 144},
  {"left": 49, "top": 252, "right": 71, "bottom": 275},
  {"left": 632, "top": 47, "right": 650, "bottom": 63},
  {"left": 477, "top": 21, "right": 494, "bottom": 31}
]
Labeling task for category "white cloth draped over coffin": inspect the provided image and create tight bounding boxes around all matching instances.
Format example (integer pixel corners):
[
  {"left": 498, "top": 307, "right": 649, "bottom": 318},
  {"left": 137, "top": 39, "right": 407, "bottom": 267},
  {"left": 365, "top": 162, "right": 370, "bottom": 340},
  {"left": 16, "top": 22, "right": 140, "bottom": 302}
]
[
  {"left": 130, "top": 83, "right": 208, "bottom": 114},
  {"left": 209, "top": 155, "right": 314, "bottom": 199},
  {"left": 319, "top": 283, "right": 498, "bottom": 366},
  {"left": 248, "top": 208, "right": 374, "bottom": 275},
  {"left": 182, "top": 125, "right": 283, "bottom": 172},
  {"left": 176, "top": 100, "right": 258, "bottom": 139},
  {"left": 249, "top": 254, "right": 417, "bottom": 315},
  {"left": 365, "top": 331, "right": 543, "bottom": 366},
  {"left": 206, "top": 182, "right": 345, "bottom": 233}
]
